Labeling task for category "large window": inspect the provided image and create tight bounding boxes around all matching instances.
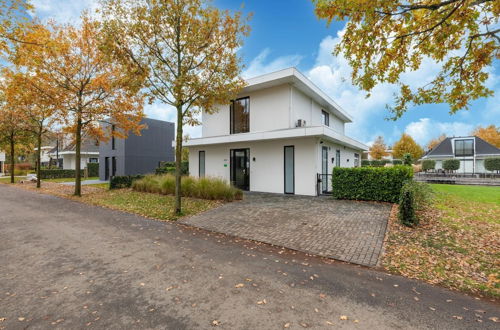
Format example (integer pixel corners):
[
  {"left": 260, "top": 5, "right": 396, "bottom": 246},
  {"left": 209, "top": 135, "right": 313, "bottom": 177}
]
[
  {"left": 354, "top": 153, "right": 360, "bottom": 167},
  {"left": 321, "top": 110, "right": 329, "bottom": 127},
  {"left": 230, "top": 97, "right": 250, "bottom": 134},
  {"left": 455, "top": 139, "right": 474, "bottom": 157},
  {"left": 111, "top": 125, "right": 116, "bottom": 150}
]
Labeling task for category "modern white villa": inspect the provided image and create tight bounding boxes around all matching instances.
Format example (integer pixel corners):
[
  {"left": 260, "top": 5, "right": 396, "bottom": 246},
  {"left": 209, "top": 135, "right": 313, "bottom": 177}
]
[
  {"left": 185, "top": 68, "right": 368, "bottom": 196},
  {"left": 421, "top": 136, "right": 500, "bottom": 173}
]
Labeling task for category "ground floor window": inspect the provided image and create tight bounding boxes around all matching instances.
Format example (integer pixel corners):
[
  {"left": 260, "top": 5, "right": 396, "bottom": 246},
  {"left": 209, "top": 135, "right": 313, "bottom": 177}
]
[
  {"left": 230, "top": 149, "right": 250, "bottom": 191},
  {"left": 354, "top": 153, "right": 360, "bottom": 167},
  {"left": 284, "top": 146, "right": 295, "bottom": 194},
  {"left": 335, "top": 150, "right": 341, "bottom": 167},
  {"left": 88, "top": 158, "right": 98, "bottom": 163},
  {"left": 199, "top": 151, "right": 205, "bottom": 177}
]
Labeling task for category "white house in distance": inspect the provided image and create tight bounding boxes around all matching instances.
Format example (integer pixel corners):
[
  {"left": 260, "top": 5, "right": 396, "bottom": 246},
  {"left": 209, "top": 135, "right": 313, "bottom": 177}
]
[
  {"left": 185, "top": 68, "right": 368, "bottom": 196},
  {"left": 0, "top": 150, "right": 5, "bottom": 175},
  {"left": 421, "top": 136, "right": 500, "bottom": 173},
  {"left": 48, "top": 138, "right": 99, "bottom": 170},
  {"left": 34, "top": 146, "right": 54, "bottom": 167}
]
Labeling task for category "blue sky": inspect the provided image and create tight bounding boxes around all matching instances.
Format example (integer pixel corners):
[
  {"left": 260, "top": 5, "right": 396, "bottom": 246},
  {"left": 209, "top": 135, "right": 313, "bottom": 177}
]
[{"left": 30, "top": 0, "right": 499, "bottom": 147}]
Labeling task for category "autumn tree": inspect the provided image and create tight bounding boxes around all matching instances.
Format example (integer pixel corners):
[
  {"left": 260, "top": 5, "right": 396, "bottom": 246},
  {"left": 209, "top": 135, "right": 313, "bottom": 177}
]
[
  {"left": 427, "top": 134, "right": 447, "bottom": 151},
  {"left": 369, "top": 136, "right": 389, "bottom": 160},
  {"left": 313, "top": 0, "right": 500, "bottom": 118},
  {"left": 101, "top": 0, "right": 250, "bottom": 214},
  {"left": 393, "top": 133, "right": 424, "bottom": 160},
  {"left": 471, "top": 125, "right": 500, "bottom": 147},
  {"left": 6, "top": 69, "right": 57, "bottom": 188},
  {"left": 0, "top": 71, "right": 31, "bottom": 183},
  {"left": 15, "top": 19, "right": 146, "bottom": 196}
]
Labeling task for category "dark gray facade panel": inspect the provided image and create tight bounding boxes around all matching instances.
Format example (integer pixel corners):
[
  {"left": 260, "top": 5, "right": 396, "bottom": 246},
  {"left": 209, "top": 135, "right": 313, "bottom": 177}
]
[{"left": 99, "top": 118, "right": 175, "bottom": 181}]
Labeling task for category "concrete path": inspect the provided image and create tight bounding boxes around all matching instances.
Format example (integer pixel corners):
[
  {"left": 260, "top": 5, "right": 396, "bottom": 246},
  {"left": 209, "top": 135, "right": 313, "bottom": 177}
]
[
  {"left": 180, "top": 193, "right": 391, "bottom": 266},
  {"left": 0, "top": 184, "right": 498, "bottom": 329}
]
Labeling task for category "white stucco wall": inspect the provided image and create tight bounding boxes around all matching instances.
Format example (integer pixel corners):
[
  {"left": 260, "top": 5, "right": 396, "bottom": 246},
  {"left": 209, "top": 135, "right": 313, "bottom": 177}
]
[
  {"left": 0, "top": 151, "right": 5, "bottom": 162},
  {"left": 188, "top": 137, "right": 318, "bottom": 196},
  {"left": 201, "top": 84, "right": 347, "bottom": 138},
  {"left": 62, "top": 154, "right": 98, "bottom": 170}
]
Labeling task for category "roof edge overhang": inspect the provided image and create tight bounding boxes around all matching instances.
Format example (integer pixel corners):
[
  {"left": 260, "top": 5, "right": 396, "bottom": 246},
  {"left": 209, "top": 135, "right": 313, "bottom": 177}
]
[
  {"left": 242, "top": 68, "right": 353, "bottom": 123},
  {"left": 185, "top": 126, "right": 368, "bottom": 151}
]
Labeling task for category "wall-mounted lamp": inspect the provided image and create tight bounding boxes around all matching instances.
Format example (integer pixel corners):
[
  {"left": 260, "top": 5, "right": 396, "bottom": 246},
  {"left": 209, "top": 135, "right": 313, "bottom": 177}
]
[
  {"left": 252, "top": 157, "right": 256, "bottom": 162},
  {"left": 331, "top": 157, "right": 334, "bottom": 164}
]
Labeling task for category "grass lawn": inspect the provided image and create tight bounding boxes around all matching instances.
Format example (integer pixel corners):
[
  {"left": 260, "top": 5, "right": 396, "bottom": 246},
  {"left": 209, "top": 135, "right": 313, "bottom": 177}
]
[
  {"left": 81, "top": 189, "right": 220, "bottom": 221},
  {"left": 0, "top": 177, "right": 25, "bottom": 184},
  {"left": 383, "top": 184, "right": 500, "bottom": 299},
  {"left": 44, "top": 176, "right": 99, "bottom": 183}
]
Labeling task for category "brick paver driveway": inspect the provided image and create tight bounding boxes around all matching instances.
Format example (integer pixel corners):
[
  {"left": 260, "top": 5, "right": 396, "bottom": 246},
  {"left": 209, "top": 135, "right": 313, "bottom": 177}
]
[{"left": 180, "top": 193, "right": 392, "bottom": 267}]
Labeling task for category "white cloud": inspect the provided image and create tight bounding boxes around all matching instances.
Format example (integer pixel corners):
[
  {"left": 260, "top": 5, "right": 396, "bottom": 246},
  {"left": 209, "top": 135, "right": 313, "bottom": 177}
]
[
  {"left": 404, "top": 118, "right": 474, "bottom": 145},
  {"left": 242, "top": 48, "right": 302, "bottom": 79},
  {"left": 144, "top": 102, "right": 202, "bottom": 138},
  {"left": 30, "top": 0, "right": 99, "bottom": 23}
]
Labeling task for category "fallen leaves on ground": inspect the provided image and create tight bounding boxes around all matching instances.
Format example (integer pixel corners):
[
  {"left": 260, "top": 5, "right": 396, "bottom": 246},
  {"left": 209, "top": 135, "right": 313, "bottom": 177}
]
[{"left": 383, "top": 190, "right": 500, "bottom": 299}]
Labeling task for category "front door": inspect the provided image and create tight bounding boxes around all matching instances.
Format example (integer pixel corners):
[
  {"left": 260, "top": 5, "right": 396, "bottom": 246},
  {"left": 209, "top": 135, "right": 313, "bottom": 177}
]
[
  {"left": 230, "top": 149, "right": 250, "bottom": 190},
  {"left": 104, "top": 157, "right": 110, "bottom": 180}
]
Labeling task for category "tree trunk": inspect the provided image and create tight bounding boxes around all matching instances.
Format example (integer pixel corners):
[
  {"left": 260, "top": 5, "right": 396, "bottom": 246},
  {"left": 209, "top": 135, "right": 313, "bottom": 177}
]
[
  {"left": 74, "top": 116, "right": 82, "bottom": 197},
  {"left": 36, "top": 127, "right": 42, "bottom": 188},
  {"left": 174, "top": 105, "right": 183, "bottom": 215},
  {"left": 9, "top": 132, "right": 15, "bottom": 184}
]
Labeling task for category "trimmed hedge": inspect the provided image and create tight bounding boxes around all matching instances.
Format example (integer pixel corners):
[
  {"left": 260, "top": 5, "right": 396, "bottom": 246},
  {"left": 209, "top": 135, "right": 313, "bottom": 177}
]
[
  {"left": 361, "top": 160, "right": 371, "bottom": 167},
  {"left": 110, "top": 175, "right": 144, "bottom": 189},
  {"left": 392, "top": 160, "right": 402, "bottom": 165},
  {"left": 484, "top": 158, "right": 500, "bottom": 173},
  {"left": 87, "top": 163, "right": 99, "bottom": 177},
  {"left": 361, "top": 159, "right": 392, "bottom": 167},
  {"left": 40, "top": 169, "right": 84, "bottom": 179},
  {"left": 331, "top": 166, "right": 414, "bottom": 203},
  {"left": 443, "top": 159, "right": 460, "bottom": 172},
  {"left": 422, "top": 160, "right": 436, "bottom": 171},
  {"left": 156, "top": 161, "right": 189, "bottom": 175}
]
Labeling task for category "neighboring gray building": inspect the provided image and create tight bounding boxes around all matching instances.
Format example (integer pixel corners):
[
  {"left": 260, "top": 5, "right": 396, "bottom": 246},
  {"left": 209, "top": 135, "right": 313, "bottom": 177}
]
[
  {"left": 421, "top": 136, "right": 500, "bottom": 173},
  {"left": 99, "top": 118, "right": 175, "bottom": 180}
]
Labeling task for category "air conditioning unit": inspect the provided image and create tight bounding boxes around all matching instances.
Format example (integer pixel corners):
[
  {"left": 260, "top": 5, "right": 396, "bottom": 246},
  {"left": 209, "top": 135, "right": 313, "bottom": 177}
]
[{"left": 296, "top": 119, "right": 306, "bottom": 127}]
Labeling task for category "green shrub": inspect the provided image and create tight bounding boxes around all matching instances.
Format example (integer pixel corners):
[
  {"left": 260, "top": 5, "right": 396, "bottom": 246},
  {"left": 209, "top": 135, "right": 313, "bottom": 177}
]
[
  {"left": 361, "top": 160, "right": 371, "bottom": 167},
  {"left": 39, "top": 169, "right": 84, "bottom": 179},
  {"left": 331, "top": 166, "right": 413, "bottom": 203},
  {"left": 422, "top": 160, "right": 436, "bottom": 171},
  {"left": 132, "top": 174, "right": 242, "bottom": 201},
  {"left": 392, "top": 159, "right": 402, "bottom": 165},
  {"left": 443, "top": 159, "right": 460, "bottom": 172},
  {"left": 398, "top": 181, "right": 433, "bottom": 227},
  {"left": 110, "top": 175, "right": 144, "bottom": 189},
  {"left": 87, "top": 163, "right": 99, "bottom": 177},
  {"left": 399, "top": 184, "right": 417, "bottom": 226},
  {"left": 403, "top": 153, "right": 413, "bottom": 166},
  {"left": 484, "top": 158, "right": 500, "bottom": 173},
  {"left": 156, "top": 161, "right": 189, "bottom": 175}
]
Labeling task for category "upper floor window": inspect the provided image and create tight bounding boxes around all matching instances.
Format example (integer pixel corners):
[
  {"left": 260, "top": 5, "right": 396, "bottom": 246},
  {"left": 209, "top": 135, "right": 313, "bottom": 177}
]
[
  {"left": 321, "top": 110, "right": 329, "bottom": 127},
  {"left": 230, "top": 97, "right": 250, "bottom": 134},
  {"left": 454, "top": 139, "right": 474, "bottom": 157}
]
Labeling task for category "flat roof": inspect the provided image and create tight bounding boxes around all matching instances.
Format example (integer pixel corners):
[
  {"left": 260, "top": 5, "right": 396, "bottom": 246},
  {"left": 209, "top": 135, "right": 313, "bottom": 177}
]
[{"left": 242, "top": 67, "right": 353, "bottom": 123}]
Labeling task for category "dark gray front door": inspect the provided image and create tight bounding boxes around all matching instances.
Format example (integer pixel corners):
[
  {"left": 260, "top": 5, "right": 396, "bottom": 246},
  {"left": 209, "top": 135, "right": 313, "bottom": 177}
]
[{"left": 230, "top": 149, "right": 249, "bottom": 190}]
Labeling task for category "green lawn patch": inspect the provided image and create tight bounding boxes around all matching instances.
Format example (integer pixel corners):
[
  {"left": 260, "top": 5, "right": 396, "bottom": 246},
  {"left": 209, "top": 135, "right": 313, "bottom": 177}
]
[
  {"left": 431, "top": 184, "right": 500, "bottom": 205},
  {"left": 0, "top": 177, "right": 24, "bottom": 184},
  {"left": 82, "top": 189, "right": 220, "bottom": 221},
  {"left": 45, "top": 177, "right": 99, "bottom": 183}
]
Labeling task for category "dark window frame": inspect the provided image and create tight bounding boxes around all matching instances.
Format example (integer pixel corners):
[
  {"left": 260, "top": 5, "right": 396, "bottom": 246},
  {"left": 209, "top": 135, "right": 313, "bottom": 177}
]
[
  {"left": 111, "top": 125, "right": 116, "bottom": 150},
  {"left": 230, "top": 97, "right": 250, "bottom": 134},
  {"left": 336, "top": 150, "right": 341, "bottom": 167},
  {"left": 284, "top": 146, "right": 295, "bottom": 194},
  {"left": 321, "top": 110, "right": 330, "bottom": 127},
  {"left": 454, "top": 139, "right": 474, "bottom": 157},
  {"left": 199, "top": 151, "right": 205, "bottom": 178}
]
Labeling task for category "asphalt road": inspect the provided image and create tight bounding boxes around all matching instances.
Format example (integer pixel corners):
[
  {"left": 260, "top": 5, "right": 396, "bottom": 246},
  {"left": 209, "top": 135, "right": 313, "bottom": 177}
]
[{"left": 0, "top": 184, "right": 498, "bottom": 329}]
